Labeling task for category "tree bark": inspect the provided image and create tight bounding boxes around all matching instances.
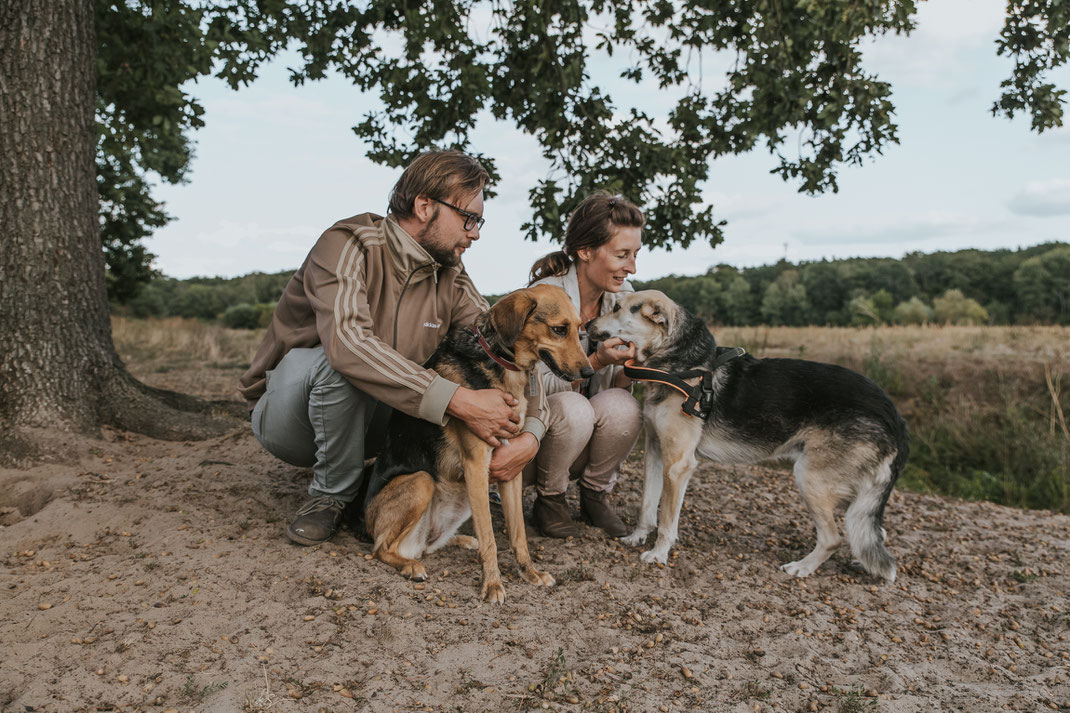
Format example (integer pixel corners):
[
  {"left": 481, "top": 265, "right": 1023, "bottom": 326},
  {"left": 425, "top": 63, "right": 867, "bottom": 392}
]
[{"left": 0, "top": 0, "right": 233, "bottom": 465}]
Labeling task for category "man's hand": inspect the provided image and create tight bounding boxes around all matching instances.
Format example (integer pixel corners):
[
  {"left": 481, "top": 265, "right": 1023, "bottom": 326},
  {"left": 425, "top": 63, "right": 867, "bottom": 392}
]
[
  {"left": 446, "top": 386, "right": 521, "bottom": 447},
  {"left": 489, "top": 432, "right": 539, "bottom": 483}
]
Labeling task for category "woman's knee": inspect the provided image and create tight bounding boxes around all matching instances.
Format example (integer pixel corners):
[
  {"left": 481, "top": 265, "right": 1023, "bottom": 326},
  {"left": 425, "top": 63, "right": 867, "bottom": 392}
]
[
  {"left": 548, "top": 391, "right": 596, "bottom": 437},
  {"left": 591, "top": 388, "right": 641, "bottom": 429}
]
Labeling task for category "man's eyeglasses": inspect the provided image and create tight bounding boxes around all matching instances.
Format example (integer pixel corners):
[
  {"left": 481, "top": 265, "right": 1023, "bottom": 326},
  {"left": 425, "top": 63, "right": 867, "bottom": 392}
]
[{"left": 429, "top": 197, "right": 485, "bottom": 231}]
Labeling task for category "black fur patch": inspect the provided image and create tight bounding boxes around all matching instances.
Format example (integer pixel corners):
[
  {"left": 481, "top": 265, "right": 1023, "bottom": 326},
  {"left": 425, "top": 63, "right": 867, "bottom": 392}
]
[{"left": 354, "top": 317, "right": 508, "bottom": 527}]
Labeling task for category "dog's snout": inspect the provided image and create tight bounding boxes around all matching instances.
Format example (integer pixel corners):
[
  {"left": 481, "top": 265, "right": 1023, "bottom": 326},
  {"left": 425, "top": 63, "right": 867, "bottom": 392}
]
[{"left": 579, "top": 364, "right": 595, "bottom": 379}]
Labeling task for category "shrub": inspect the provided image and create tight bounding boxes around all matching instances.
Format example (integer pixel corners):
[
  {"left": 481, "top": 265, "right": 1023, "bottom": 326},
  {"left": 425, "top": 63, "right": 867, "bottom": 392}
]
[
  {"left": 933, "top": 289, "right": 988, "bottom": 325},
  {"left": 893, "top": 296, "right": 934, "bottom": 325},
  {"left": 222, "top": 303, "right": 261, "bottom": 329},
  {"left": 256, "top": 302, "right": 277, "bottom": 328}
]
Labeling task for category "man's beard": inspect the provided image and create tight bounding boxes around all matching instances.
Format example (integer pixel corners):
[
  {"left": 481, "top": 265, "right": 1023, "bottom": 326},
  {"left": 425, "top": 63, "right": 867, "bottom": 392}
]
[{"left": 416, "top": 209, "right": 462, "bottom": 267}]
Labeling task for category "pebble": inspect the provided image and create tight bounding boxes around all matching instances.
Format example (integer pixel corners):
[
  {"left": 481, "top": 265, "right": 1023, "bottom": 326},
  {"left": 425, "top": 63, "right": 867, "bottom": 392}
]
[{"left": 37, "top": 603, "right": 51, "bottom": 611}]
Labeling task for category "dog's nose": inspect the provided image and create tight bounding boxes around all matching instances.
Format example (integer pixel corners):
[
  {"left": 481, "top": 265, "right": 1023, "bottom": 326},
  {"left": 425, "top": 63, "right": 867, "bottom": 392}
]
[{"left": 579, "top": 365, "right": 595, "bottom": 379}]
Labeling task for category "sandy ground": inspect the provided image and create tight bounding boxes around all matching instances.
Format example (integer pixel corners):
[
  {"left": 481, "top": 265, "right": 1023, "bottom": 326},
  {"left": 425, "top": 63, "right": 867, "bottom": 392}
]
[{"left": 1, "top": 364, "right": 1069, "bottom": 713}]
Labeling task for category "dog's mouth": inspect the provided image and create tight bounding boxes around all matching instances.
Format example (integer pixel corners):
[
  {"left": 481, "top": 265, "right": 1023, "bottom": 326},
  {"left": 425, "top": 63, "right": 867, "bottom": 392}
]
[
  {"left": 586, "top": 324, "right": 610, "bottom": 342},
  {"left": 539, "top": 349, "right": 594, "bottom": 381}
]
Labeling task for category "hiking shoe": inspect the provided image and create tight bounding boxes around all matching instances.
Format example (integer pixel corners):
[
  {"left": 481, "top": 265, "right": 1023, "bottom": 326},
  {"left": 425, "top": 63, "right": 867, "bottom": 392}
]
[
  {"left": 533, "top": 493, "right": 580, "bottom": 538},
  {"left": 286, "top": 496, "right": 345, "bottom": 546}
]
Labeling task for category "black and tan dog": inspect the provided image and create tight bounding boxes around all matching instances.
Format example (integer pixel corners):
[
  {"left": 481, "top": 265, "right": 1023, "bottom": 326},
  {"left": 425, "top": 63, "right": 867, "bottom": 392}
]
[
  {"left": 362, "top": 285, "right": 593, "bottom": 603},
  {"left": 588, "top": 290, "right": 909, "bottom": 581}
]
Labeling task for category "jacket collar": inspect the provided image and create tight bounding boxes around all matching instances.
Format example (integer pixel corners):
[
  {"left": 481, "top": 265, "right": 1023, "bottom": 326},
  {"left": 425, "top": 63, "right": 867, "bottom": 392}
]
[
  {"left": 381, "top": 215, "right": 462, "bottom": 282},
  {"left": 532, "top": 262, "right": 634, "bottom": 318}
]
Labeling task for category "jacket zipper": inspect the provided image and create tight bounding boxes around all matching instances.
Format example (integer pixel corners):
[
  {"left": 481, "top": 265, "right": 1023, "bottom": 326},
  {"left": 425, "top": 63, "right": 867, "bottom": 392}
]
[{"left": 393, "top": 262, "right": 436, "bottom": 349}]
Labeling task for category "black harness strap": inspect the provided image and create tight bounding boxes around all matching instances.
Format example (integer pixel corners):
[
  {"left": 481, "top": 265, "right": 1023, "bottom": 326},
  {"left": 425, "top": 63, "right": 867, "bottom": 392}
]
[{"left": 623, "top": 346, "right": 745, "bottom": 419}]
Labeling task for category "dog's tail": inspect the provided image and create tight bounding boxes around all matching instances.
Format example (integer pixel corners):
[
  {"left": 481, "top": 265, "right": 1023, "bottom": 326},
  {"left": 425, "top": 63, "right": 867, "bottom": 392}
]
[{"left": 845, "top": 420, "right": 909, "bottom": 582}]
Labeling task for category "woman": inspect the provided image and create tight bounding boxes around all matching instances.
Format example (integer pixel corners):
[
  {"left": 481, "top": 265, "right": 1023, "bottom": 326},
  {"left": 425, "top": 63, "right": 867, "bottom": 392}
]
[{"left": 522, "top": 192, "right": 644, "bottom": 538}]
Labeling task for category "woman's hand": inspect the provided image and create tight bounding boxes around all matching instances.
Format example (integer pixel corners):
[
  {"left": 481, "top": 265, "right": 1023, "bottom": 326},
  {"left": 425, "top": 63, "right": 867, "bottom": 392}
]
[{"left": 591, "top": 337, "right": 636, "bottom": 370}]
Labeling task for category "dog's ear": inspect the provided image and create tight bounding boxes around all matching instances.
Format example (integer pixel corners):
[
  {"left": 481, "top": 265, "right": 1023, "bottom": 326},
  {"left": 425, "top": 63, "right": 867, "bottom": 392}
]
[
  {"left": 641, "top": 300, "right": 670, "bottom": 329},
  {"left": 488, "top": 289, "right": 538, "bottom": 347}
]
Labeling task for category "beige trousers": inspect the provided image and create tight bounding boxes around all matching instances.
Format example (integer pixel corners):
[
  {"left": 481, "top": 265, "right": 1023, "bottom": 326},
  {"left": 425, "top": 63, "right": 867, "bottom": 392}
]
[{"left": 522, "top": 388, "right": 642, "bottom": 496}]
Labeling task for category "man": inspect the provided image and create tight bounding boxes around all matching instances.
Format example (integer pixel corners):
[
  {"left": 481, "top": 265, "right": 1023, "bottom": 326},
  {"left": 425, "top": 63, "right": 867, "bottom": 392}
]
[{"left": 239, "top": 150, "right": 544, "bottom": 545}]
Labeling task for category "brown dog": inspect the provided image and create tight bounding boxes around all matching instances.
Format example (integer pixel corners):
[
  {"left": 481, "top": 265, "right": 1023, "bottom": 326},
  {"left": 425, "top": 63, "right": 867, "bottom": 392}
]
[{"left": 363, "top": 284, "right": 593, "bottom": 603}]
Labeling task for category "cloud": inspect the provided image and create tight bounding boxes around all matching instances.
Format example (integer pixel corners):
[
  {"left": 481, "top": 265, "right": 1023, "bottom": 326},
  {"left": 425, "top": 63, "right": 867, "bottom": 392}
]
[
  {"left": 862, "top": 0, "right": 1005, "bottom": 89},
  {"left": 703, "top": 191, "right": 783, "bottom": 222},
  {"left": 1009, "top": 179, "right": 1070, "bottom": 217},
  {"left": 192, "top": 220, "right": 320, "bottom": 251},
  {"left": 795, "top": 211, "right": 987, "bottom": 245}
]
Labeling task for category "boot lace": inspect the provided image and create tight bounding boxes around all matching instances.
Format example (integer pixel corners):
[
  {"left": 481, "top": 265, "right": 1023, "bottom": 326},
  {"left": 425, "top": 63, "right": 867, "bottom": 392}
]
[{"left": 294, "top": 496, "right": 345, "bottom": 518}]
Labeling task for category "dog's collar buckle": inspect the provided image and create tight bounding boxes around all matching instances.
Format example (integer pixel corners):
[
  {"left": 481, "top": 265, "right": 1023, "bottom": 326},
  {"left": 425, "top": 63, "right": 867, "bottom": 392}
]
[{"left": 471, "top": 324, "right": 521, "bottom": 372}]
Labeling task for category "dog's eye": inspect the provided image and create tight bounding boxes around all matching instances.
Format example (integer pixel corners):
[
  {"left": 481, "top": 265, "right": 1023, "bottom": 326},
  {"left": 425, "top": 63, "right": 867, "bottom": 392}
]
[
  {"left": 613, "top": 303, "right": 621, "bottom": 313},
  {"left": 551, "top": 325, "right": 568, "bottom": 336}
]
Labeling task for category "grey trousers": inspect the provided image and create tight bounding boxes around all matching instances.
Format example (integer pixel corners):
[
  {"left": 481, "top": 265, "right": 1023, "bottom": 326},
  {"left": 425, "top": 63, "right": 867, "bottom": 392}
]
[{"left": 251, "top": 346, "right": 391, "bottom": 503}]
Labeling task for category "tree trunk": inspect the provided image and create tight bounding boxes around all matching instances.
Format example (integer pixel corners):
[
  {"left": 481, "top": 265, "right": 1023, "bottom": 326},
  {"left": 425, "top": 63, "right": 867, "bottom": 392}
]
[{"left": 0, "top": 0, "right": 233, "bottom": 465}]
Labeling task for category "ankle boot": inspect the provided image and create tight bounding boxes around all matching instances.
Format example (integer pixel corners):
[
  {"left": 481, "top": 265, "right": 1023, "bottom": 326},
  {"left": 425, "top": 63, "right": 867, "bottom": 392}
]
[
  {"left": 533, "top": 493, "right": 580, "bottom": 538},
  {"left": 580, "top": 486, "right": 629, "bottom": 538}
]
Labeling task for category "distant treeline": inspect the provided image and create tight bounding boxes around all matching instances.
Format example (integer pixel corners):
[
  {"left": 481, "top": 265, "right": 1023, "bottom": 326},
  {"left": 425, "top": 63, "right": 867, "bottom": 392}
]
[
  {"left": 117, "top": 242, "right": 1070, "bottom": 327},
  {"left": 634, "top": 242, "right": 1070, "bottom": 326},
  {"left": 119, "top": 271, "right": 294, "bottom": 329}
]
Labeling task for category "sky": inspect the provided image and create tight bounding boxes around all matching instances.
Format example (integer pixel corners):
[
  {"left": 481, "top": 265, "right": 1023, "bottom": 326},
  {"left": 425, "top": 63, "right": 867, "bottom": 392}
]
[{"left": 150, "top": 0, "right": 1070, "bottom": 294}]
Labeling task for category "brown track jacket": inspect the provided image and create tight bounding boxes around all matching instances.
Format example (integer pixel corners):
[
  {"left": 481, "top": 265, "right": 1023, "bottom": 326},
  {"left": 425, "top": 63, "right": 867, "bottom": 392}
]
[{"left": 239, "top": 213, "right": 547, "bottom": 439}]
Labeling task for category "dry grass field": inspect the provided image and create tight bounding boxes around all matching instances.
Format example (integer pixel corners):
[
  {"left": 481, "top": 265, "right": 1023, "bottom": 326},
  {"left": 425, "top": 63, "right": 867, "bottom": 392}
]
[{"left": 1, "top": 318, "right": 1068, "bottom": 713}]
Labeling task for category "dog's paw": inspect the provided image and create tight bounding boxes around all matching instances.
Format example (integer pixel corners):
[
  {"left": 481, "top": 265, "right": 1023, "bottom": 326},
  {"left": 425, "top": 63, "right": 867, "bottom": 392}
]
[
  {"left": 481, "top": 580, "right": 506, "bottom": 604},
  {"left": 780, "top": 560, "right": 816, "bottom": 578},
  {"left": 522, "top": 568, "right": 555, "bottom": 588},
  {"left": 447, "top": 535, "right": 478, "bottom": 550},
  {"left": 621, "top": 530, "right": 650, "bottom": 547},
  {"left": 639, "top": 548, "right": 668, "bottom": 564},
  {"left": 402, "top": 562, "right": 427, "bottom": 581}
]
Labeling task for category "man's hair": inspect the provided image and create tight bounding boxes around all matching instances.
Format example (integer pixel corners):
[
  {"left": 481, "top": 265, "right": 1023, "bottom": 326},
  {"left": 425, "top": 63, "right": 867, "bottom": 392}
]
[{"left": 388, "top": 150, "right": 490, "bottom": 220}]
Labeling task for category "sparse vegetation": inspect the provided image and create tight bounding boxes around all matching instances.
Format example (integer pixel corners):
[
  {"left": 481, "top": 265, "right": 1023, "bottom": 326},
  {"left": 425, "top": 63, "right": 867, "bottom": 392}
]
[
  {"left": 829, "top": 686, "right": 878, "bottom": 712},
  {"left": 717, "top": 324, "right": 1070, "bottom": 513},
  {"left": 181, "top": 674, "right": 228, "bottom": 702}
]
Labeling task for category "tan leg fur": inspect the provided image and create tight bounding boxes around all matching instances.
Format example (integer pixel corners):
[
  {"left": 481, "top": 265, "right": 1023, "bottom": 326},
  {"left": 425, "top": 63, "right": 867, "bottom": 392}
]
[{"left": 366, "top": 471, "right": 435, "bottom": 581}]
